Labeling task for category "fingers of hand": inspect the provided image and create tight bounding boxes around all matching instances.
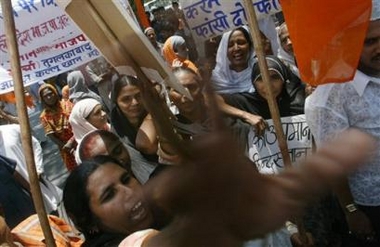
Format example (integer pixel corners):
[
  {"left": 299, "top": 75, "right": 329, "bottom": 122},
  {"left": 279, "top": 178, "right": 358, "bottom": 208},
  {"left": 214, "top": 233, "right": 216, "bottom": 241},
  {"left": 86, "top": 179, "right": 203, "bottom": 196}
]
[
  {"left": 255, "top": 119, "right": 267, "bottom": 136},
  {"left": 305, "top": 129, "right": 375, "bottom": 180},
  {"left": 317, "top": 129, "right": 376, "bottom": 171}
]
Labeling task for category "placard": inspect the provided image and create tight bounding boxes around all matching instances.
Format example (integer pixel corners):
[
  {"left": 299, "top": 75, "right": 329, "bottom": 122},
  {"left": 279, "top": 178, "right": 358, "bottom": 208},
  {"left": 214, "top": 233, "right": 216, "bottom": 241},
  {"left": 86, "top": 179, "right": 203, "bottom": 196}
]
[
  {"left": 247, "top": 115, "right": 312, "bottom": 174},
  {"left": 0, "top": 0, "right": 100, "bottom": 93},
  {"left": 180, "top": 0, "right": 282, "bottom": 41}
]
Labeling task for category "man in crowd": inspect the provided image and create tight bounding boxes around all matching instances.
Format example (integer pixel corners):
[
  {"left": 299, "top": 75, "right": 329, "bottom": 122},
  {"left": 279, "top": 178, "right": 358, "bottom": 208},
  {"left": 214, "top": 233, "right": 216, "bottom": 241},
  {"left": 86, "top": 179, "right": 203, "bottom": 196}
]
[{"left": 305, "top": 3, "right": 380, "bottom": 246}]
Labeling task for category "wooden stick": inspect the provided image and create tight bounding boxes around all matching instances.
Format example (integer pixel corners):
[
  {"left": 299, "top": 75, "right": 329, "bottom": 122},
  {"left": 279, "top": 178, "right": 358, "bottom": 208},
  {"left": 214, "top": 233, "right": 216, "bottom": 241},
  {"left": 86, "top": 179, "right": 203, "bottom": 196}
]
[
  {"left": 242, "top": 0, "right": 291, "bottom": 168},
  {"left": 0, "top": 1, "right": 56, "bottom": 246},
  {"left": 242, "top": 3, "right": 310, "bottom": 244}
]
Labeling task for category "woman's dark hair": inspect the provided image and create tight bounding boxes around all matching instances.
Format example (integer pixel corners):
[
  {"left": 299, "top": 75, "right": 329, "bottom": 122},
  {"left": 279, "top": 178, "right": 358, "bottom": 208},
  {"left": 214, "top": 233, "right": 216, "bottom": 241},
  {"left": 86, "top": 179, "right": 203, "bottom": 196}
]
[
  {"left": 110, "top": 75, "right": 148, "bottom": 143},
  {"left": 111, "top": 75, "right": 141, "bottom": 104},
  {"left": 63, "top": 155, "right": 123, "bottom": 238},
  {"left": 230, "top": 27, "right": 253, "bottom": 50}
]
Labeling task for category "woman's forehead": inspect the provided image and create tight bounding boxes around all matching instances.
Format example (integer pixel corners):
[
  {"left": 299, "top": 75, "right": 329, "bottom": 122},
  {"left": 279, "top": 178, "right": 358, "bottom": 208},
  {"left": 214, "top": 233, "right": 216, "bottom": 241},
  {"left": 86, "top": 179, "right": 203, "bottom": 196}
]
[
  {"left": 119, "top": 84, "right": 140, "bottom": 94},
  {"left": 229, "top": 30, "right": 246, "bottom": 40},
  {"left": 176, "top": 71, "right": 199, "bottom": 85},
  {"left": 87, "top": 164, "right": 124, "bottom": 193},
  {"left": 42, "top": 87, "right": 54, "bottom": 94}
]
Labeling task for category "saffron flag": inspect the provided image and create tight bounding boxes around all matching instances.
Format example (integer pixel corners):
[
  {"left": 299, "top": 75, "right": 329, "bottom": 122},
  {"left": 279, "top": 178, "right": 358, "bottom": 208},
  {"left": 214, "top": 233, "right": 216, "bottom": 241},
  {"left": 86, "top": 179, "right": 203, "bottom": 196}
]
[
  {"left": 281, "top": 0, "right": 372, "bottom": 86},
  {"left": 135, "top": 0, "right": 150, "bottom": 29}
]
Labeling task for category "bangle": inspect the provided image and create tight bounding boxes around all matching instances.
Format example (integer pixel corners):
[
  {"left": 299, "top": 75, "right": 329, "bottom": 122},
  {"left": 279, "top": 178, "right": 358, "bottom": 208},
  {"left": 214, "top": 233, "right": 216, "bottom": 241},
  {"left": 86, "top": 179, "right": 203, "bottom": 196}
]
[{"left": 345, "top": 203, "right": 358, "bottom": 213}]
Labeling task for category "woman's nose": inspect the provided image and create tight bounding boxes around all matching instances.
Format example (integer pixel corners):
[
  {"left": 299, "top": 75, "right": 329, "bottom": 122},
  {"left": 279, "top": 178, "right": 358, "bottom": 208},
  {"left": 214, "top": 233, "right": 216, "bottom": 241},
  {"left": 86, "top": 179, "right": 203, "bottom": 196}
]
[
  {"left": 375, "top": 39, "right": 380, "bottom": 52},
  {"left": 131, "top": 97, "right": 139, "bottom": 105},
  {"left": 286, "top": 37, "right": 292, "bottom": 46},
  {"left": 117, "top": 184, "right": 134, "bottom": 199}
]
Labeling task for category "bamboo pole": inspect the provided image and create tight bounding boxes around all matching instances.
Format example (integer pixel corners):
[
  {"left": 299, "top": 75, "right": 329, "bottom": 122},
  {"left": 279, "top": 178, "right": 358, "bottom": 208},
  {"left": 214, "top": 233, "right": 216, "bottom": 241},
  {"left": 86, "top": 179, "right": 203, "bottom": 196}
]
[
  {"left": 0, "top": 1, "right": 56, "bottom": 246},
  {"left": 242, "top": 1, "right": 310, "bottom": 244},
  {"left": 242, "top": 0, "right": 291, "bottom": 168}
]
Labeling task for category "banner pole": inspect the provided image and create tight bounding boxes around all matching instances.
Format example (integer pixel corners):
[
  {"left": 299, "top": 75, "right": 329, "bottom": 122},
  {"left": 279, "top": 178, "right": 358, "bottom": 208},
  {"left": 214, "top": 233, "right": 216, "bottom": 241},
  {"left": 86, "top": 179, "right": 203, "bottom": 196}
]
[
  {"left": 242, "top": 0, "right": 291, "bottom": 168},
  {"left": 0, "top": 1, "right": 56, "bottom": 246},
  {"left": 242, "top": 1, "right": 309, "bottom": 244}
]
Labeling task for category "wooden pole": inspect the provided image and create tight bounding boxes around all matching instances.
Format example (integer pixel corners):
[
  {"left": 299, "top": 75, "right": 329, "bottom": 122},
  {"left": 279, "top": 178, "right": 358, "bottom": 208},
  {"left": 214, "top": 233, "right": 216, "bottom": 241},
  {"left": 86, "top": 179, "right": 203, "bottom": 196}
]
[
  {"left": 242, "top": 3, "right": 310, "bottom": 244},
  {"left": 242, "top": 0, "right": 291, "bottom": 168},
  {"left": 0, "top": 1, "right": 56, "bottom": 246}
]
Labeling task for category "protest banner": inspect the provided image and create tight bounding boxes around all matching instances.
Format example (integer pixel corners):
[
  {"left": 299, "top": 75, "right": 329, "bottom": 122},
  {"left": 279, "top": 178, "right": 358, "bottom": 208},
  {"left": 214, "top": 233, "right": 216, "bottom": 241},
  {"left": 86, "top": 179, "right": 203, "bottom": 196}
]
[
  {"left": 0, "top": 0, "right": 100, "bottom": 94},
  {"left": 58, "top": 0, "right": 190, "bottom": 99},
  {"left": 1, "top": 1, "right": 56, "bottom": 245},
  {"left": 247, "top": 115, "right": 312, "bottom": 174},
  {"left": 180, "top": 0, "right": 281, "bottom": 41}
]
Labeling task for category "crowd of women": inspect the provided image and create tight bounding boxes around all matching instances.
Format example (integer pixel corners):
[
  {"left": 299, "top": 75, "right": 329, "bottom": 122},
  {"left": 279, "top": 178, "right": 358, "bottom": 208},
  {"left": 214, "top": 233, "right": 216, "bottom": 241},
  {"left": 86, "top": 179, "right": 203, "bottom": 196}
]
[{"left": 1, "top": 4, "right": 379, "bottom": 247}]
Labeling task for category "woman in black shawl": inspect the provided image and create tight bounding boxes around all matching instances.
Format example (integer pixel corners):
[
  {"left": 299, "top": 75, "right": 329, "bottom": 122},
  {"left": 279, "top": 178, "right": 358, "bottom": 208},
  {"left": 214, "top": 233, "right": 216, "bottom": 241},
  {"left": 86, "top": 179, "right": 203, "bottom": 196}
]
[{"left": 224, "top": 55, "right": 305, "bottom": 119}]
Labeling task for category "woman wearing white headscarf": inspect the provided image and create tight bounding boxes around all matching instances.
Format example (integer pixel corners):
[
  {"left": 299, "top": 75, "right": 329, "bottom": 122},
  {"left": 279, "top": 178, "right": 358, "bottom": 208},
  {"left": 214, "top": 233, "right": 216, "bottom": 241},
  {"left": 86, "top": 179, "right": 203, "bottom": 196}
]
[
  {"left": 211, "top": 26, "right": 256, "bottom": 94},
  {"left": 69, "top": 98, "right": 110, "bottom": 144},
  {"left": 210, "top": 27, "right": 267, "bottom": 135},
  {"left": 277, "top": 23, "right": 300, "bottom": 78},
  {"left": 211, "top": 16, "right": 279, "bottom": 94}
]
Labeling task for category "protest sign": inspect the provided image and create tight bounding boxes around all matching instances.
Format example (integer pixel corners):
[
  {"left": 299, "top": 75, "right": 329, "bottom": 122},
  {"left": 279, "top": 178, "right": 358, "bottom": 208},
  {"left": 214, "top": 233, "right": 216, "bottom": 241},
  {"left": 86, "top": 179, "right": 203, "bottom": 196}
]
[
  {"left": 0, "top": 0, "right": 100, "bottom": 94},
  {"left": 180, "top": 0, "right": 282, "bottom": 41},
  {"left": 58, "top": 0, "right": 190, "bottom": 99},
  {"left": 247, "top": 115, "right": 312, "bottom": 174}
]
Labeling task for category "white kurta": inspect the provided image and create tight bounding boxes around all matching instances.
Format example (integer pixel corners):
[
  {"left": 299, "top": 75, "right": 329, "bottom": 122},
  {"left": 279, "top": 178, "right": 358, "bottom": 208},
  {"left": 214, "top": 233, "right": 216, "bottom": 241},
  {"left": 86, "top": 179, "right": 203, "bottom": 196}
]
[{"left": 0, "top": 124, "right": 61, "bottom": 213}]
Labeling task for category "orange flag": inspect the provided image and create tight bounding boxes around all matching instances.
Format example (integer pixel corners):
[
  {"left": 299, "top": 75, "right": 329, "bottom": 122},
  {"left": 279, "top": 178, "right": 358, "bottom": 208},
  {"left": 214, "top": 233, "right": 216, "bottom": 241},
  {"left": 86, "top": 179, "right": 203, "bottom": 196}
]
[
  {"left": 135, "top": 0, "right": 150, "bottom": 29},
  {"left": 281, "top": 0, "right": 372, "bottom": 86}
]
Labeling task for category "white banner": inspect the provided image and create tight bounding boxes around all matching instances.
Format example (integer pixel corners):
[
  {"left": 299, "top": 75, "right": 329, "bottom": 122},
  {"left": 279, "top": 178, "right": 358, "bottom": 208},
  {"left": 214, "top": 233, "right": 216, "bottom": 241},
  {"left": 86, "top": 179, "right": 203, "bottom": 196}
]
[
  {"left": 180, "top": 0, "right": 282, "bottom": 41},
  {"left": 247, "top": 115, "right": 312, "bottom": 175},
  {"left": 0, "top": 0, "right": 100, "bottom": 94}
]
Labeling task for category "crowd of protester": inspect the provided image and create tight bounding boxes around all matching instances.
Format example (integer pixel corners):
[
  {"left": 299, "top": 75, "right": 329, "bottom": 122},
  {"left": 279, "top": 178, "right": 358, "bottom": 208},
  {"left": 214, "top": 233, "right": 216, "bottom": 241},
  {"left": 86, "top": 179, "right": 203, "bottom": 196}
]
[{"left": 0, "top": 1, "right": 379, "bottom": 246}]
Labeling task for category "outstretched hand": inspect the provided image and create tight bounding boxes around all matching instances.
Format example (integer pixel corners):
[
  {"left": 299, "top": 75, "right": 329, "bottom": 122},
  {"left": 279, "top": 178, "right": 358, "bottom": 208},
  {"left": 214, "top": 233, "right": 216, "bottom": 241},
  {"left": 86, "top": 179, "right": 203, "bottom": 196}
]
[
  {"left": 144, "top": 128, "right": 375, "bottom": 247},
  {"left": 241, "top": 111, "right": 268, "bottom": 136}
]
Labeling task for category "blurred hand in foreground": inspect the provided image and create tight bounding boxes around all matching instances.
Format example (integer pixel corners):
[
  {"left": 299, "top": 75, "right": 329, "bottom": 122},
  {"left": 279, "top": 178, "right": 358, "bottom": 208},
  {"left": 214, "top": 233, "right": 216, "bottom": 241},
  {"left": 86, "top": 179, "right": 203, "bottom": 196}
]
[{"left": 144, "top": 128, "right": 375, "bottom": 247}]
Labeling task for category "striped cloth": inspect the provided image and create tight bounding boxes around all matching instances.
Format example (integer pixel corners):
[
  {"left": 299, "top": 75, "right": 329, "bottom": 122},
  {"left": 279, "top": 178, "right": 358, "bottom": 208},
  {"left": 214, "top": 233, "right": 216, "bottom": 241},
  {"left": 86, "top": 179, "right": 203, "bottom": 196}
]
[{"left": 11, "top": 214, "right": 84, "bottom": 247}]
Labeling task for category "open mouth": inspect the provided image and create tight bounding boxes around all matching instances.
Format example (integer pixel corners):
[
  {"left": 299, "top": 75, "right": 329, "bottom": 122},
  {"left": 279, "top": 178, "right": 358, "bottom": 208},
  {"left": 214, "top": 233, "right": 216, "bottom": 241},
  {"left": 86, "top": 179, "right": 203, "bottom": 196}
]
[
  {"left": 129, "top": 201, "right": 147, "bottom": 222},
  {"left": 233, "top": 52, "right": 244, "bottom": 61}
]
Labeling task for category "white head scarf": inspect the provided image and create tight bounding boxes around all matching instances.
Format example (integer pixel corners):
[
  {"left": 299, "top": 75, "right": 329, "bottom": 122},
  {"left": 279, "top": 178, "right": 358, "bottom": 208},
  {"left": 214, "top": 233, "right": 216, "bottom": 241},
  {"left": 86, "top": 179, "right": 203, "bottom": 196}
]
[
  {"left": 69, "top": 98, "right": 102, "bottom": 144},
  {"left": 211, "top": 26, "right": 256, "bottom": 94},
  {"left": 276, "top": 23, "right": 300, "bottom": 78}
]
